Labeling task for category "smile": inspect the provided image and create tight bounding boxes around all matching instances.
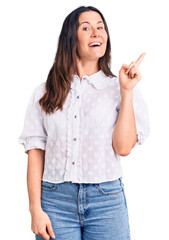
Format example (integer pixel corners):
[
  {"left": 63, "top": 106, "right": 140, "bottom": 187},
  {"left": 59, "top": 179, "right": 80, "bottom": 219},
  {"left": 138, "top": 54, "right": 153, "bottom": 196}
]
[{"left": 88, "top": 42, "right": 102, "bottom": 47}]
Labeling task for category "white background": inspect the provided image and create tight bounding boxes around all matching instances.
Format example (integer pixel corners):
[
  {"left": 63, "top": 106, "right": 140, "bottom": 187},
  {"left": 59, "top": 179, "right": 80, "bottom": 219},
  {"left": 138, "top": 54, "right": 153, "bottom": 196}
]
[{"left": 0, "top": 0, "right": 169, "bottom": 239}]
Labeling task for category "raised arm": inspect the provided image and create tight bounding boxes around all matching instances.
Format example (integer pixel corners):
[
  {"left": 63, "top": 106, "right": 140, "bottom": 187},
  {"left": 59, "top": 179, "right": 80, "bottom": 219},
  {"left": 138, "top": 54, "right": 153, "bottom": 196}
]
[
  {"left": 112, "top": 53, "right": 146, "bottom": 156},
  {"left": 112, "top": 90, "right": 136, "bottom": 156}
]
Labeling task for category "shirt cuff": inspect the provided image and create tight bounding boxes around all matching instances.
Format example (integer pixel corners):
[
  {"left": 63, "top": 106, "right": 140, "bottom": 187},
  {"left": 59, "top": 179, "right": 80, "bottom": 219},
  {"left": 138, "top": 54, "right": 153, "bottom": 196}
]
[
  {"left": 19, "top": 136, "right": 46, "bottom": 154},
  {"left": 136, "top": 133, "right": 145, "bottom": 145}
]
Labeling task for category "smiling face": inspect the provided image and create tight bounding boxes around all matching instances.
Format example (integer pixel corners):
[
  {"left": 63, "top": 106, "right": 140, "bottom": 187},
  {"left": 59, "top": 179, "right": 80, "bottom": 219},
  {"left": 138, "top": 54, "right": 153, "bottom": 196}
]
[{"left": 76, "top": 11, "right": 108, "bottom": 63}]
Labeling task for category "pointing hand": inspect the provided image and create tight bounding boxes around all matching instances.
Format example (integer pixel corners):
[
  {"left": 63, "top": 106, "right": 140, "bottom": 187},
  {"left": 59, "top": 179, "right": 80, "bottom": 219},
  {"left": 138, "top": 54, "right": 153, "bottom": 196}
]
[{"left": 119, "top": 52, "right": 146, "bottom": 92}]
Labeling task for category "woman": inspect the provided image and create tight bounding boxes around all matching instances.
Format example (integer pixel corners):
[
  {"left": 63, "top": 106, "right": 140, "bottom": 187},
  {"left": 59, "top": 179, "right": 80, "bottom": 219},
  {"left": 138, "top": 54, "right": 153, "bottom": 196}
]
[{"left": 19, "top": 6, "right": 150, "bottom": 240}]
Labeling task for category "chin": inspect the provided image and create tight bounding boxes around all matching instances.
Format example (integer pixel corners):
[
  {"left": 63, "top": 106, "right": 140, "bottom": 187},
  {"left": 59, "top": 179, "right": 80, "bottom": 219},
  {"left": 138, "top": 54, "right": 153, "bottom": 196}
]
[{"left": 89, "top": 51, "right": 105, "bottom": 61}]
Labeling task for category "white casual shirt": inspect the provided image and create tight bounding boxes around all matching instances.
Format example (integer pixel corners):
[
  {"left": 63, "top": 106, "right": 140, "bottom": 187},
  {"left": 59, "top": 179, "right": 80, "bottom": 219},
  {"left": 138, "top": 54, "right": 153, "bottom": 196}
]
[{"left": 18, "top": 70, "right": 150, "bottom": 183}]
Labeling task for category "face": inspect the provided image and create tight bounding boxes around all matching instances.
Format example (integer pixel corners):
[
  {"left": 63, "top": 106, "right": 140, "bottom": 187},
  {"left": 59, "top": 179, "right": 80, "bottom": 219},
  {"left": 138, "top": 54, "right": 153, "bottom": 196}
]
[{"left": 76, "top": 11, "right": 108, "bottom": 62}]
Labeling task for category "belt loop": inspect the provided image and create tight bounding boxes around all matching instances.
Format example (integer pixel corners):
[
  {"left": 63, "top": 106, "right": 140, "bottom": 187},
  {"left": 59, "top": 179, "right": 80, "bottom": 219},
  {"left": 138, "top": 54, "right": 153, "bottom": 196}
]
[{"left": 119, "top": 177, "right": 122, "bottom": 186}]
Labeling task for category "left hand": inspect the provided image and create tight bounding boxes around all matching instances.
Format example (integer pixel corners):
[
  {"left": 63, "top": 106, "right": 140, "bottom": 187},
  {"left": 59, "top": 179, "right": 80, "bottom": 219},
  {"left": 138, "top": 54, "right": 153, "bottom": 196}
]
[{"left": 119, "top": 52, "right": 146, "bottom": 92}]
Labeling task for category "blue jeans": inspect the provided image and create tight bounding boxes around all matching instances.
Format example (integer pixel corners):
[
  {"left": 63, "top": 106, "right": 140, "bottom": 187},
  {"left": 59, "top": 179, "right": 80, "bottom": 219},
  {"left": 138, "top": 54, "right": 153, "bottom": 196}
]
[{"left": 36, "top": 177, "right": 131, "bottom": 240}]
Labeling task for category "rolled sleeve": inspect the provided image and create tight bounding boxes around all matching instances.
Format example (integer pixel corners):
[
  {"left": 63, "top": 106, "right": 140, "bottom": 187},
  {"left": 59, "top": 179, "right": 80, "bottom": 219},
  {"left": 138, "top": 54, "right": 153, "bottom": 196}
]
[
  {"left": 18, "top": 83, "right": 47, "bottom": 154},
  {"left": 133, "top": 86, "right": 150, "bottom": 145}
]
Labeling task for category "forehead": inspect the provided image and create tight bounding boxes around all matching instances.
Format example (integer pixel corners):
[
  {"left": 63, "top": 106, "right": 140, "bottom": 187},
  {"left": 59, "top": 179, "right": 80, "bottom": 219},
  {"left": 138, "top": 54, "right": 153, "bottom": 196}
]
[{"left": 78, "top": 11, "right": 103, "bottom": 24}]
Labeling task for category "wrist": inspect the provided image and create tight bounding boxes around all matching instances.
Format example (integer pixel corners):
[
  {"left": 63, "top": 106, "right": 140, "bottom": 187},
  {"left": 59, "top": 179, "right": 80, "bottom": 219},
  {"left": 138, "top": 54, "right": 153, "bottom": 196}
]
[
  {"left": 29, "top": 205, "right": 42, "bottom": 214},
  {"left": 120, "top": 88, "right": 133, "bottom": 99}
]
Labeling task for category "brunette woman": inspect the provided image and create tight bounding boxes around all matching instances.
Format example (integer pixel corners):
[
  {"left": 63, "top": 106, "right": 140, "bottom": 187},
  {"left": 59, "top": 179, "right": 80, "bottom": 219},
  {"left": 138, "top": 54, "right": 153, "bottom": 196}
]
[{"left": 19, "top": 6, "right": 150, "bottom": 240}]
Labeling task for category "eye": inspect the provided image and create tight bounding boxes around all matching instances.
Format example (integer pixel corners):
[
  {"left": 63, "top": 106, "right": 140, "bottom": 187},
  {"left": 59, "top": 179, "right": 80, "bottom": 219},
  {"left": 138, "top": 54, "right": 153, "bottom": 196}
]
[
  {"left": 83, "top": 27, "right": 90, "bottom": 31},
  {"left": 97, "top": 26, "right": 104, "bottom": 30}
]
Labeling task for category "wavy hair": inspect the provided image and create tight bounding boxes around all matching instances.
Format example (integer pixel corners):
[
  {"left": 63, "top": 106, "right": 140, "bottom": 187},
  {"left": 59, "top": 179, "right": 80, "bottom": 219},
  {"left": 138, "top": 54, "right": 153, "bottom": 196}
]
[{"left": 39, "top": 6, "right": 116, "bottom": 114}]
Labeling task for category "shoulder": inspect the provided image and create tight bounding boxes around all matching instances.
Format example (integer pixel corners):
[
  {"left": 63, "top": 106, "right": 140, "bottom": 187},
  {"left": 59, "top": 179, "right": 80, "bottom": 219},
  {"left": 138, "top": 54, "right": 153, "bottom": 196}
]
[
  {"left": 31, "top": 82, "right": 46, "bottom": 103},
  {"left": 102, "top": 72, "right": 120, "bottom": 91}
]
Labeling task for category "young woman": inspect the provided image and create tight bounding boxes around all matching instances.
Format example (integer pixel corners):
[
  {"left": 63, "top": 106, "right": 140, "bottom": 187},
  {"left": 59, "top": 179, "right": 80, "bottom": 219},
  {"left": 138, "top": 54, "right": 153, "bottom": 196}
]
[{"left": 19, "top": 6, "right": 150, "bottom": 240}]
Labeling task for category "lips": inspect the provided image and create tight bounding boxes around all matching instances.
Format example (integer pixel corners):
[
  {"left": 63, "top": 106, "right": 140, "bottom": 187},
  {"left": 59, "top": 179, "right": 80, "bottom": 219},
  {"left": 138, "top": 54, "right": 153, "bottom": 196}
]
[{"left": 88, "top": 42, "right": 102, "bottom": 47}]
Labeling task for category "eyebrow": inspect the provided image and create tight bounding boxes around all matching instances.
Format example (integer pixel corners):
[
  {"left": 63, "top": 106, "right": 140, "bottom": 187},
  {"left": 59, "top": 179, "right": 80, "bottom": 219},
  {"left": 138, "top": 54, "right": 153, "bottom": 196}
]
[{"left": 79, "top": 20, "right": 103, "bottom": 25}]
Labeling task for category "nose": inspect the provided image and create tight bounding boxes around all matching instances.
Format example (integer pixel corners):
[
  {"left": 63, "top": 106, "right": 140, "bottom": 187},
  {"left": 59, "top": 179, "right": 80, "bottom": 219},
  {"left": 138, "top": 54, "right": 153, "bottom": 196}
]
[{"left": 91, "top": 28, "right": 100, "bottom": 38}]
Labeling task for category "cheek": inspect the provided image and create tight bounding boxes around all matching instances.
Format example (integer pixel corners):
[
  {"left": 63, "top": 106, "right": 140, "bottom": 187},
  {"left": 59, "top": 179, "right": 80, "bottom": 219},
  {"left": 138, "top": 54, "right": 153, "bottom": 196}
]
[
  {"left": 77, "top": 37, "right": 88, "bottom": 53},
  {"left": 77, "top": 43, "right": 86, "bottom": 56},
  {"left": 104, "top": 33, "right": 108, "bottom": 44},
  {"left": 103, "top": 34, "right": 108, "bottom": 49}
]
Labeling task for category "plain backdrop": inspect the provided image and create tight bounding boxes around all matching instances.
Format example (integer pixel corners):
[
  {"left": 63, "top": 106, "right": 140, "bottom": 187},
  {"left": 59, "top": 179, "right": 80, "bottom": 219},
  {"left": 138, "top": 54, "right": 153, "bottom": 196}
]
[{"left": 0, "top": 0, "right": 169, "bottom": 239}]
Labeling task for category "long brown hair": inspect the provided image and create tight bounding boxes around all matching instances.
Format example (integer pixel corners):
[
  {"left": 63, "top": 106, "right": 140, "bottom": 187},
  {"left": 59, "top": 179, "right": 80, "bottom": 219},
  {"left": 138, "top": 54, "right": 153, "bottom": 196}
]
[{"left": 39, "top": 6, "right": 116, "bottom": 115}]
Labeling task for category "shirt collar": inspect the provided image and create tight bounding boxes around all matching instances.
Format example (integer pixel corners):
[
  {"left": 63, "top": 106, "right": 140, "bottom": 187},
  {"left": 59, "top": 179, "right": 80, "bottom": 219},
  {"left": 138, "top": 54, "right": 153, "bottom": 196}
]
[{"left": 71, "top": 70, "right": 113, "bottom": 90}]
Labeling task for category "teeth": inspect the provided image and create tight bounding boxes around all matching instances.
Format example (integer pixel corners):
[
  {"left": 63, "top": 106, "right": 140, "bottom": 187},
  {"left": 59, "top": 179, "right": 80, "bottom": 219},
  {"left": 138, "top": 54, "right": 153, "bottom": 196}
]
[{"left": 89, "top": 42, "right": 101, "bottom": 47}]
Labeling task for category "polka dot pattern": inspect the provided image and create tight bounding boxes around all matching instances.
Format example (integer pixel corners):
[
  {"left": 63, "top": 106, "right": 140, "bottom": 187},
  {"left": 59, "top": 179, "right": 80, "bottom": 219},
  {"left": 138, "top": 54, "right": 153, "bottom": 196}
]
[{"left": 18, "top": 70, "right": 150, "bottom": 183}]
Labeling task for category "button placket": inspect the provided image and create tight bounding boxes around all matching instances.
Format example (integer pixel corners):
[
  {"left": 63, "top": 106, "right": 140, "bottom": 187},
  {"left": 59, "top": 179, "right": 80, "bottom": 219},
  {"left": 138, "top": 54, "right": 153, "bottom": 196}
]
[
  {"left": 69, "top": 86, "right": 81, "bottom": 179},
  {"left": 69, "top": 78, "right": 84, "bottom": 181},
  {"left": 73, "top": 86, "right": 80, "bottom": 144},
  {"left": 65, "top": 76, "right": 84, "bottom": 182}
]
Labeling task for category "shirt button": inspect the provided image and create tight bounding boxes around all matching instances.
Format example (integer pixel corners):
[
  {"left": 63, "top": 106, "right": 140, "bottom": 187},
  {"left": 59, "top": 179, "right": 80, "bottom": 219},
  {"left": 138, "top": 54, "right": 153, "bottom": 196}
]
[
  {"left": 77, "top": 96, "right": 79, "bottom": 99},
  {"left": 73, "top": 138, "right": 76, "bottom": 141},
  {"left": 72, "top": 162, "right": 75, "bottom": 165},
  {"left": 74, "top": 115, "right": 77, "bottom": 118}
]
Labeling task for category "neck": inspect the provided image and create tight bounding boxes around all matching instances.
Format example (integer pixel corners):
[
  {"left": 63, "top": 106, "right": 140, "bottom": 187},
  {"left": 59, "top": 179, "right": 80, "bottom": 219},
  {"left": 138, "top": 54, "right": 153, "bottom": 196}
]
[{"left": 76, "top": 58, "right": 99, "bottom": 80}]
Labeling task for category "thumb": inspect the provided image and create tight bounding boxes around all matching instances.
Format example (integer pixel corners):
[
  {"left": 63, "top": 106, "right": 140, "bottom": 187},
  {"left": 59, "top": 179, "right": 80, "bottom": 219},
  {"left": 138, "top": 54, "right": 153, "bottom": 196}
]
[{"left": 46, "top": 222, "right": 55, "bottom": 239}]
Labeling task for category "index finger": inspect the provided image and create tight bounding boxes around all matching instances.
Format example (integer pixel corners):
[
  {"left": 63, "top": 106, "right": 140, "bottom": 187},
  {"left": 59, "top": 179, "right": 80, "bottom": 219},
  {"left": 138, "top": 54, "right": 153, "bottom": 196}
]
[{"left": 135, "top": 52, "right": 146, "bottom": 66}]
